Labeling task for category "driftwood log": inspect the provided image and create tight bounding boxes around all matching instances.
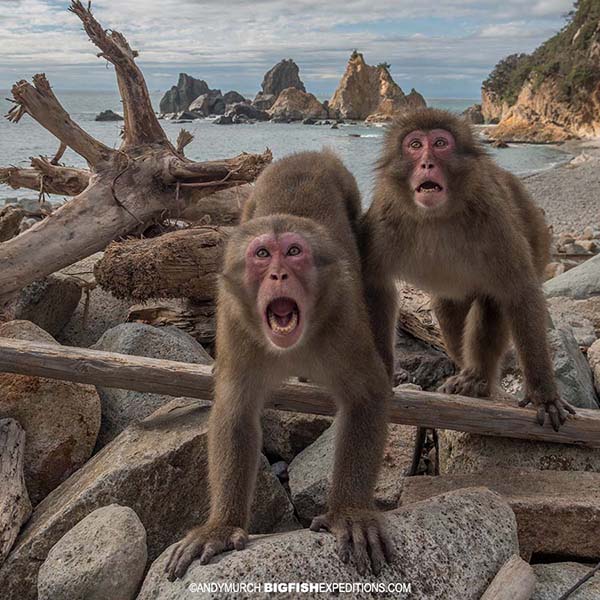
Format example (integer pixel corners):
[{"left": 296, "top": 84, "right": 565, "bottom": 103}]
[
  {"left": 128, "top": 300, "right": 216, "bottom": 346},
  {"left": 0, "top": 337, "right": 599, "bottom": 448},
  {"left": 0, "top": 1, "right": 270, "bottom": 313},
  {"left": 481, "top": 555, "right": 536, "bottom": 600},
  {"left": 0, "top": 419, "right": 32, "bottom": 566}
]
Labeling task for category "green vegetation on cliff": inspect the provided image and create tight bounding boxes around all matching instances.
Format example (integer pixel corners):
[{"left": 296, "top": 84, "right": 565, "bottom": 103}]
[{"left": 483, "top": 0, "right": 600, "bottom": 105}]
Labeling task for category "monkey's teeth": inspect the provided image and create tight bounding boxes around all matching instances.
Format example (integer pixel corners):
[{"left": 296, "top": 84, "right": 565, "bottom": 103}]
[{"left": 268, "top": 310, "right": 299, "bottom": 335}]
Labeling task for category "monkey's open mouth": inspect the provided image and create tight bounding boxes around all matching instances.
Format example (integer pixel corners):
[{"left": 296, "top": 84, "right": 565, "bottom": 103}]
[
  {"left": 416, "top": 180, "right": 443, "bottom": 193},
  {"left": 266, "top": 297, "right": 300, "bottom": 337}
]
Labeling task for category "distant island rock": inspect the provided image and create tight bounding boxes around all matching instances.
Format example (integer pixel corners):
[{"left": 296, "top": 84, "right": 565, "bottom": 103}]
[
  {"left": 462, "top": 104, "right": 484, "bottom": 125},
  {"left": 268, "top": 87, "right": 328, "bottom": 121},
  {"left": 329, "top": 51, "right": 426, "bottom": 121},
  {"left": 253, "top": 59, "right": 306, "bottom": 110},
  {"left": 159, "top": 73, "right": 211, "bottom": 114},
  {"left": 482, "top": 0, "right": 600, "bottom": 142},
  {"left": 95, "top": 110, "right": 123, "bottom": 122}
]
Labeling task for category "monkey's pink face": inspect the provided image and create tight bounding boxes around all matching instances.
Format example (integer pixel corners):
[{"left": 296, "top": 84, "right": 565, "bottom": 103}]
[
  {"left": 403, "top": 129, "right": 456, "bottom": 210},
  {"left": 245, "top": 232, "right": 316, "bottom": 350}
]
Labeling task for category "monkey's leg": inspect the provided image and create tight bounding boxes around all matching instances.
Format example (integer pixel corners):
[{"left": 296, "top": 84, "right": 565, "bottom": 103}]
[
  {"left": 439, "top": 296, "right": 508, "bottom": 398},
  {"left": 405, "top": 297, "right": 472, "bottom": 476},
  {"left": 310, "top": 352, "right": 395, "bottom": 575},
  {"left": 166, "top": 364, "right": 271, "bottom": 580},
  {"left": 507, "top": 284, "right": 576, "bottom": 431}
]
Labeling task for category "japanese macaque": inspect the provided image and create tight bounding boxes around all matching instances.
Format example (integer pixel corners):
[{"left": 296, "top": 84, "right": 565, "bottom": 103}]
[
  {"left": 166, "top": 151, "right": 393, "bottom": 580},
  {"left": 361, "top": 109, "right": 575, "bottom": 473}
]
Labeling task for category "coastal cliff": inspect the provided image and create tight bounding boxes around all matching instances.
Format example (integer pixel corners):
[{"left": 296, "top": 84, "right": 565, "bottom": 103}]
[
  {"left": 329, "top": 51, "right": 426, "bottom": 121},
  {"left": 483, "top": 0, "right": 600, "bottom": 142}
]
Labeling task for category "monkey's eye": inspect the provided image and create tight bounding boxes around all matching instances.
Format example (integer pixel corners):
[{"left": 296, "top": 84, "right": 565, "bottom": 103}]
[
  {"left": 287, "top": 245, "right": 302, "bottom": 256},
  {"left": 409, "top": 139, "right": 422, "bottom": 149},
  {"left": 255, "top": 248, "right": 270, "bottom": 258},
  {"left": 434, "top": 138, "right": 448, "bottom": 148}
]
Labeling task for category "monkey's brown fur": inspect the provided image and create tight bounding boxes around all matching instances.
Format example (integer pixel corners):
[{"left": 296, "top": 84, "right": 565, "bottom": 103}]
[
  {"left": 166, "top": 151, "right": 393, "bottom": 579},
  {"left": 361, "top": 109, "right": 574, "bottom": 467}
]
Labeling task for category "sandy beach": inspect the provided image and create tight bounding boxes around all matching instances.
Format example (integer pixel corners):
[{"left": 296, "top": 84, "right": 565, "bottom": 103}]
[{"left": 522, "top": 139, "right": 600, "bottom": 234}]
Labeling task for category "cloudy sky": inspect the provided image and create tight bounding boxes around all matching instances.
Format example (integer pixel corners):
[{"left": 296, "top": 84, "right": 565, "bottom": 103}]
[{"left": 0, "top": 0, "right": 575, "bottom": 99}]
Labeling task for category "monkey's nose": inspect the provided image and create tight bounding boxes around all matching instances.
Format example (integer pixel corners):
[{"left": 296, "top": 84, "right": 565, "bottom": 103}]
[
  {"left": 421, "top": 161, "right": 434, "bottom": 170},
  {"left": 270, "top": 272, "right": 288, "bottom": 281}
]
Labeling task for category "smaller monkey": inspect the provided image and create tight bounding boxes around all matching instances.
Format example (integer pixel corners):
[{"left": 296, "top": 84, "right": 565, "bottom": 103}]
[
  {"left": 166, "top": 151, "right": 393, "bottom": 580},
  {"left": 361, "top": 109, "right": 574, "bottom": 473}
]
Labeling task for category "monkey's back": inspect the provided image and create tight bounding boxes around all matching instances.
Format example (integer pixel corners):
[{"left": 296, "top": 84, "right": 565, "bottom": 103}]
[{"left": 242, "top": 151, "right": 362, "bottom": 265}]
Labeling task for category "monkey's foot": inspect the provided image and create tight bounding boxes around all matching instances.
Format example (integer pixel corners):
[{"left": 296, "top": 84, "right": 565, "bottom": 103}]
[
  {"left": 519, "top": 390, "right": 576, "bottom": 432},
  {"left": 165, "top": 524, "right": 248, "bottom": 581},
  {"left": 438, "top": 368, "right": 490, "bottom": 398},
  {"left": 309, "top": 509, "right": 395, "bottom": 575}
]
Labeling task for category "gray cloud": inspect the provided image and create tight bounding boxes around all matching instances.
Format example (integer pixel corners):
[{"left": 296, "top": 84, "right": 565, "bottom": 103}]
[{"left": 0, "top": 0, "right": 574, "bottom": 97}]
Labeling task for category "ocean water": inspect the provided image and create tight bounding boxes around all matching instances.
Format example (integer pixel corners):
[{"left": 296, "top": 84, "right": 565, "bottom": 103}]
[{"left": 0, "top": 91, "right": 570, "bottom": 204}]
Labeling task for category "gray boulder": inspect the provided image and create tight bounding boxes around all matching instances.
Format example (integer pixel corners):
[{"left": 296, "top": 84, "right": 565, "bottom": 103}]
[
  {"left": 0, "top": 320, "right": 101, "bottom": 505},
  {"left": 395, "top": 328, "right": 455, "bottom": 390},
  {"left": 57, "top": 253, "right": 133, "bottom": 348},
  {"left": 213, "top": 115, "right": 233, "bottom": 125},
  {"left": 38, "top": 505, "right": 147, "bottom": 600},
  {"left": 288, "top": 422, "right": 416, "bottom": 523},
  {"left": 222, "top": 90, "right": 245, "bottom": 105},
  {"left": 95, "top": 109, "right": 123, "bottom": 122},
  {"left": 226, "top": 102, "right": 270, "bottom": 122},
  {"left": 189, "top": 90, "right": 224, "bottom": 116},
  {"left": 262, "top": 409, "right": 332, "bottom": 462},
  {"left": 439, "top": 425, "right": 600, "bottom": 475},
  {"left": 546, "top": 325, "right": 599, "bottom": 408},
  {"left": 159, "top": 73, "right": 210, "bottom": 114},
  {"left": 544, "top": 253, "right": 600, "bottom": 299},
  {"left": 92, "top": 323, "right": 213, "bottom": 447},
  {"left": 137, "top": 488, "right": 518, "bottom": 600},
  {"left": 532, "top": 562, "right": 600, "bottom": 599},
  {"left": 3, "top": 274, "right": 82, "bottom": 337},
  {"left": 462, "top": 104, "right": 484, "bottom": 124},
  {"left": 259, "top": 58, "right": 305, "bottom": 98},
  {"left": 252, "top": 92, "right": 276, "bottom": 110},
  {"left": 0, "top": 399, "right": 295, "bottom": 600}
]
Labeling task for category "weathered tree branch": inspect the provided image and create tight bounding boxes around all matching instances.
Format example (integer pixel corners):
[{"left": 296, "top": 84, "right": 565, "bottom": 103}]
[
  {"left": 0, "top": 338, "right": 599, "bottom": 448},
  {"left": 69, "top": 0, "right": 170, "bottom": 149},
  {"left": 7, "top": 74, "right": 115, "bottom": 168},
  {"left": 0, "top": 160, "right": 90, "bottom": 197},
  {"left": 0, "top": 3, "right": 271, "bottom": 308}
]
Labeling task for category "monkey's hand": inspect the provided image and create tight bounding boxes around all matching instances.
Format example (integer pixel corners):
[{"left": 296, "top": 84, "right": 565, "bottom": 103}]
[
  {"left": 519, "top": 388, "right": 576, "bottom": 432},
  {"left": 309, "top": 509, "right": 395, "bottom": 575},
  {"left": 165, "top": 524, "right": 248, "bottom": 581}
]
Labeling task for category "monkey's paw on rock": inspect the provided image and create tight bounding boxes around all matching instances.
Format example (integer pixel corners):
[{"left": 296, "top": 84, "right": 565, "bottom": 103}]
[
  {"left": 309, "top": 509, "right": 394, "bottom": 575},
  {"left": 138, "top": 488, "right": 519, "bottom": 600},
  {"left": 166, "top": 525, "right": 248, "bottom": 581}
]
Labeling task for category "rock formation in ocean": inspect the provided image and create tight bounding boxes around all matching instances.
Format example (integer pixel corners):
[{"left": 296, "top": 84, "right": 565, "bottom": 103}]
[
  {"left": 253, "top": 59, "right": 306, "bottom": 109},
  {"left": 159, "top": 73, "right": 210, "bottom": 114},
  {"left": 268, "top": 88, "right": 327, "bottom": 121},
  {"left": 482, "top": 0, "right": 600, "bottom": 142},
  {"left": 329, "top": 52, "right": 425, "bottom": 121}
]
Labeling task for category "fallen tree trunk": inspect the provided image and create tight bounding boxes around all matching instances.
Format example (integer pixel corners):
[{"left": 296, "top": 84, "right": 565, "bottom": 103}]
[
  {"left": 0, "top": 419, "right": 32, "bottom": 566},
  {"left": 95, "top": 227, "right": 231, "bottom": 301},
  {"left": 0, "top": 1, "right": 270, "bottom": 312},
  {"left": 0, "top": 337, "right": 599, "bottom": 448}
]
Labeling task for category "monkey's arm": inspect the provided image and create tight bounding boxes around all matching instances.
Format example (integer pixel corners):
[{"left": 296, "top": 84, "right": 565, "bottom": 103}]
[
  {"left": 166, "top": 356, "right": 267, "bottom": 580},
  {"left": 310, "top": 342, "right": 395, "bottom": 574}
]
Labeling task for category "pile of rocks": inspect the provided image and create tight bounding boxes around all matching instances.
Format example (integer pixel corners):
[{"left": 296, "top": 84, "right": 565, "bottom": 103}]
[
  {"left": 0, "top": 251, "right": 599, "bottom": 599},
  {"left": 546, "top": 226, "right": 600, "bottom": 280}
]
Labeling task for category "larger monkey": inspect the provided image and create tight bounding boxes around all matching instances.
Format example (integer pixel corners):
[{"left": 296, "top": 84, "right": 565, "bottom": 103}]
[
  {"left": 361, "top": 109, "right": 574, "bottom": 472},
  {"left": 166, "top": 151, "right": 393, "bottom": 580}
]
